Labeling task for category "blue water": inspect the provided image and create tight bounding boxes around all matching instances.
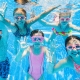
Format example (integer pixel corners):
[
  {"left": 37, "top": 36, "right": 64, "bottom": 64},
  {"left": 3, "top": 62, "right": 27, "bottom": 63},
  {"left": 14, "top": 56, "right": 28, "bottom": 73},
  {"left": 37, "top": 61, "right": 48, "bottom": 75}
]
[{"left": 0, "top": 0, "right": 80, "bottom": 80}]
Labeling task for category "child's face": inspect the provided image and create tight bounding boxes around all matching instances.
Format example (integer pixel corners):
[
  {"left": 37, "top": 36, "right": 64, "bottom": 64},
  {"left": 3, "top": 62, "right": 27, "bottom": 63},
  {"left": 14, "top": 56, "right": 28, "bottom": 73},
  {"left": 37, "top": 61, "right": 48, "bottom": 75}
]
[
  {"left": 31, "top": 33, "right": 44, "bottom": 48},
  {"left": 66, "top": 38, "right": 80, "bottom": 57},
  {"left": 59, "top": 15, "right": 70, "bottom": 26},
  {"left": 14, "top": 13, "right": 26, "bottom": 27}
]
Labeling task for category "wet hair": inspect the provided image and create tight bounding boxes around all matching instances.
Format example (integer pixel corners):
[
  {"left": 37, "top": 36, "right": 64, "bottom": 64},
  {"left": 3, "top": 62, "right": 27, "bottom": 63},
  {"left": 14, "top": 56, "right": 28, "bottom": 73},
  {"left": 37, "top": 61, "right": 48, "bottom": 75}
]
[
  {"left": 30, "top": 29, "right": 44, "bottom": 37},
  {"left": 13, "top": 8, "right": 26, "bottom": 16},
  {"left": 59, "top": 12, "right": 71, "bottom": 18},
  {"left": 14, "top": 0, "right": 29, "bottom": 5},
  {"left": 65, "top": 35, "right": 80, "bottom": 47},
  {"left": 59, "top": 8, "right": 71, "bottom": 18}
]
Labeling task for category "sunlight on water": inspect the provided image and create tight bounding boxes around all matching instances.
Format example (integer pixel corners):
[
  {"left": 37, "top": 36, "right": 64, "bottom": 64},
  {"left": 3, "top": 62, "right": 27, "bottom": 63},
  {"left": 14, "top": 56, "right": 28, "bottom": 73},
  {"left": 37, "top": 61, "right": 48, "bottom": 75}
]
[{"left": 0, "top": 0, "right": 80, "bottom": 80}]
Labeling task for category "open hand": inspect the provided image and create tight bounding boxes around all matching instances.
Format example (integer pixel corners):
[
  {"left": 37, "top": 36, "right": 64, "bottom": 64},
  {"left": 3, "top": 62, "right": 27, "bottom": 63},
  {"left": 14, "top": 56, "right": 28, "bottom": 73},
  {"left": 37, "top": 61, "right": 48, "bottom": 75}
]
[
  {"left": 17, "top": 36, "right": 28, "bottom": 49},
  {"left": 0, "top": 2, "right": 7, "bottom": 20}
]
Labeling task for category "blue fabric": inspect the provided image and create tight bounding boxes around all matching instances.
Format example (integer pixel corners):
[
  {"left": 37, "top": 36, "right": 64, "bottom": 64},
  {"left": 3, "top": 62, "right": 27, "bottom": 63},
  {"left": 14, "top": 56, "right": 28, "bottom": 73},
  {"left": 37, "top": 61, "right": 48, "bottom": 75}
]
[
  {"left": 13, "top": 24, "right": 31, "bottom": 38},
  {"left": 0, "top": 58, "right": 10, "bottom": 78}
]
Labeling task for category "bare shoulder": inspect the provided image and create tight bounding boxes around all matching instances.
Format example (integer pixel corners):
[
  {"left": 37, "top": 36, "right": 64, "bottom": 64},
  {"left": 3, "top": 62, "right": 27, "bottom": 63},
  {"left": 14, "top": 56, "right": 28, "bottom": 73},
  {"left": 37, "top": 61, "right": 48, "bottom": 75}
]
[{"left": 42, "top": 47, "right": 50, "bottom": 56}]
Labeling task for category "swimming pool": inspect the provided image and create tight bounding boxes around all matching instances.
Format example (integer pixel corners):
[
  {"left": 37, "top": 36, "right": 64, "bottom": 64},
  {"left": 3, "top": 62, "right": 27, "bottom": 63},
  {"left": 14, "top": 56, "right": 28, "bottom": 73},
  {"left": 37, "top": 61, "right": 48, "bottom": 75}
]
[{"left": 1, "top": 0, "right": 80, "bottom": 80}]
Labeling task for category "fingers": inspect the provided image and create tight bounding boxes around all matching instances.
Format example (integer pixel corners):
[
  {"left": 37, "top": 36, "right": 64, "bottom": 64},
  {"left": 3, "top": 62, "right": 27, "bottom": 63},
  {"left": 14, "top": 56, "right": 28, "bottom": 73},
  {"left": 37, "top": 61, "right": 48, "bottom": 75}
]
[
  {"left": 2, "top": 2, "right": 7, "bottom": 9},
  {"left": 17, "top": 40, "right": 27, "bottom": 48},
  {"left": 0, "top": 2, "right": 7, "bottom": 17}
]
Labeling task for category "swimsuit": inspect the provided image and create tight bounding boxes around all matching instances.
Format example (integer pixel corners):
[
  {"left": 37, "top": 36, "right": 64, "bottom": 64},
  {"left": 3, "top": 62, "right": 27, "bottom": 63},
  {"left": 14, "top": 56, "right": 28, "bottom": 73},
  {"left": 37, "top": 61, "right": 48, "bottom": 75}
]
[
  {"left": 13, "top": 27, "right": 30, "bottom": 38},
  {"left": 0, "top": 58, "right": 10, "bottom": 78},
  {"left": 29, "top": 47, "right": 44, "bottom": 80},
  {"left": 52, "top": 28, "right": 72, "bottom": 36},
  {"left": 13, "top": 24, "right": 31, "bottom": 38},
  {"left": 73, "top": 62, "right": 80, "bottom": 73}
]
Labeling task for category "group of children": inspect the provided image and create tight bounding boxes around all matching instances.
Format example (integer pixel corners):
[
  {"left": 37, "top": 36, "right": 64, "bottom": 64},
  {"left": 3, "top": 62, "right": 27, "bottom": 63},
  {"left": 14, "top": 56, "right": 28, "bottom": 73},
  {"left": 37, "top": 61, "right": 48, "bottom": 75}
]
[{"left": 0, "top": 1, "right": 80, "bottom": 80}]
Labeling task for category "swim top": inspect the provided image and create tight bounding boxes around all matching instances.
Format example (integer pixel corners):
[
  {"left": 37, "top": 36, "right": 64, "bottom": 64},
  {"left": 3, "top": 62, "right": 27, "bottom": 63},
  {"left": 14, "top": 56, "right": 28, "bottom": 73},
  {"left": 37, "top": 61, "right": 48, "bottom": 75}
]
[
  {"left": 52, "top": 28, "right": 72, "bottom": 36},
  {"left": 13, "top": 24, "right": 31, "bottom": 38},
  {"left": 29, "top": 47, "right": 44, "bottom": 80},
  {"left": 73, "top": 62, "right": 80, "bottom": 73}
]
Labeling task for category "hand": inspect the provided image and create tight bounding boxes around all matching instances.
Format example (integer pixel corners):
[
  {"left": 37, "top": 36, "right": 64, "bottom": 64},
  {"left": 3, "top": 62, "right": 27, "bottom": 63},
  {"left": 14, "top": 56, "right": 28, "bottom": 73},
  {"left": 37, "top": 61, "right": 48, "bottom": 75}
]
[
  {"left": 18, "top": 36, "right": 28, "bottom": 49},
  {"left": 0, "top": 2, "right": 7, "bottom": 20}
]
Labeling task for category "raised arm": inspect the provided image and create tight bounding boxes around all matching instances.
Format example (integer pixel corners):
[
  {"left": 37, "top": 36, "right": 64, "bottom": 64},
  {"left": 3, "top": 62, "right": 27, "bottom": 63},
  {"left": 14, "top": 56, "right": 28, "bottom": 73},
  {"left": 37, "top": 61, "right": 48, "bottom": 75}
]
[
  {"left": 69, "top": 22, "right": 80, "bottom": 31},
  {"left": 39, "top": 19, "right": 58, "bottom": 27},
  {"left": 47, "top": 31, "right": 57, "bottom": 43},
  {"left": 27, "top": 5, "right": 60, "bottom": 26},
  {"left": 53, "top": 58, "right": 68, "bottom": 73},
  {"left": 0, "top": 2, "right": 16, "bottom": 31},
  {"left": 44, "top": 46, "right": 57, "bottom": 74},
  {"left": 15, "top": 40, "right": 29, "bottom": 62}
]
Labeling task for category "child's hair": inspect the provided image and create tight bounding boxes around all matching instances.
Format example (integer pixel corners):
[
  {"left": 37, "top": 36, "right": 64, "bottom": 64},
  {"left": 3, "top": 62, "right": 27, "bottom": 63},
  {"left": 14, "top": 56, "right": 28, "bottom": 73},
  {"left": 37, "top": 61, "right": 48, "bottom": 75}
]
[
  {"left": 59, "top": 12, "right": 71, "bottom": 17},
  {"left": 59, "top": 8, "right": 71, "bottom": 17},
  {"left": 13, "top": 8, "right": 26, "bottom": 16},
  {"left": 30, "top": 29, "right": 44, "bottom": 37},
  {"left": 14, "top": 0, "right": 29, "bottom": 5},
  {"left": 65, "top": 35, "right": 80, "bottom": 47}
]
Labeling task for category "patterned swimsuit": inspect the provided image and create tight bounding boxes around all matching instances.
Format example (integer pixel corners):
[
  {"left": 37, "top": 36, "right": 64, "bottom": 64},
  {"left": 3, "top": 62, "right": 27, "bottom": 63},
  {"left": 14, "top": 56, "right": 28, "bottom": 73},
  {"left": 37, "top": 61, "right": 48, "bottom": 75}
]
[{"left": 73, "top": 62, "right": 80, "bottom": 73}]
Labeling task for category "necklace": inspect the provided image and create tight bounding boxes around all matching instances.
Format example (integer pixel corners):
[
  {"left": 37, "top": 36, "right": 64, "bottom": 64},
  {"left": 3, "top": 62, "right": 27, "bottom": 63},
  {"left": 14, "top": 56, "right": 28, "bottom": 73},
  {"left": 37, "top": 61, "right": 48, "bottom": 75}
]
[{"left": 52, "top": 28, "right": 72, "bottom": 36}]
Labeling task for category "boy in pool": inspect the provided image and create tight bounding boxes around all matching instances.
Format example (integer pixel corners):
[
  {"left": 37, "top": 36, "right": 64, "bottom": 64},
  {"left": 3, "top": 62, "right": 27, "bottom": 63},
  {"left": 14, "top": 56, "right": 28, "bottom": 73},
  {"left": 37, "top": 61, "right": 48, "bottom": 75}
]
[
  {"left": 0, "top": 21, "right": 10, "bottom": 80},
  {"left": 47, "top": 35, "right": 80, "bottom": 76},
  {"left": 15, "top": 29, "right": 52, "bottom": 80},
  {"left": 0, "top": 2, "right": 60, "bottom": 54}
]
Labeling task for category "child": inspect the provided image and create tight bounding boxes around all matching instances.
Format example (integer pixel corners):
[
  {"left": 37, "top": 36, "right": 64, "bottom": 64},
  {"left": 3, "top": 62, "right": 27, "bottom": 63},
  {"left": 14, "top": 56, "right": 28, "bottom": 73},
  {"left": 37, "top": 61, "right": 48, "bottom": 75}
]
[
  {"left": 54, "top": 35, "right": 80, "bottom": 73},
  {"left": 39, "top": 8, "right": 80, "bottom": 42},
  {"left": 0, "top": 2, "right": 60, "bottom": 54},
  {"left": 47, "top": 35, "right": 80, "bottom": 75},
  {"left": 15, "top": 29, "right": 52, "bottom": 80},
  {"left": 0, "top": 21, "right": 10, "bottom": 80}
]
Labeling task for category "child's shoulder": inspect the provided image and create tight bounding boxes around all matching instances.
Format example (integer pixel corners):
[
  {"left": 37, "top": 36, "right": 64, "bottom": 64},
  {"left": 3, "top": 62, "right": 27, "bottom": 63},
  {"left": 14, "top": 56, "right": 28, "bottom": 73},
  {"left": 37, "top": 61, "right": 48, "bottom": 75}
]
[{"left": 41, "top": 46, "right": 49, "bottom": 54}]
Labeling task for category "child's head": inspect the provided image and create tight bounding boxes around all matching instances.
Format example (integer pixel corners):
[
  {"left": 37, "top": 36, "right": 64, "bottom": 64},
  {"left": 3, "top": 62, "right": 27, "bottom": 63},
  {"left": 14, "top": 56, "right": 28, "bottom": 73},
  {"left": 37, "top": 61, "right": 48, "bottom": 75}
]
[
  {"left": 59, "top": 8, "right": 71, "bottom": 18},
  {"left": 13, "top": 8, "right": 26, "bottom": 27},
  {"left": 58, "top": 8, "right": 71, "bottom": 26},
  {"left": 65, "top": 35, "right": 80, "bottom": 57},
  {"left": 30, "top": 29, "right": 44, "bottom": 47},
  {"left": 14, "top": 0, "right": 29, "bottom": 5},
  {"left": 13, "top": 8, "right": 26, "bottom": 17},
  {"left": 30, "top": 29, "right": 44, "bottom": 37}
]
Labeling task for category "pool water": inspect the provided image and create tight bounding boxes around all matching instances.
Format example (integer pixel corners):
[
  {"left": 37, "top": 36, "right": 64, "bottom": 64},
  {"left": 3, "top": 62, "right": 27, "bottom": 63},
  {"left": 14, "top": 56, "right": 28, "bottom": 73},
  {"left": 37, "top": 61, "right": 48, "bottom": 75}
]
[{"left": 0, "top": 0, "right": 80, "bottom": 80}]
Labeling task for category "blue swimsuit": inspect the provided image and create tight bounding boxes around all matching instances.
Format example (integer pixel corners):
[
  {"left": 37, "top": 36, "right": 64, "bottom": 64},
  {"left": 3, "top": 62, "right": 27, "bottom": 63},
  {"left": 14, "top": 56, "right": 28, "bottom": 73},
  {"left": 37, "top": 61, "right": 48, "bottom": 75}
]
[{"left": 13, "top": 24, "right": 31, "bottom": 38}]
